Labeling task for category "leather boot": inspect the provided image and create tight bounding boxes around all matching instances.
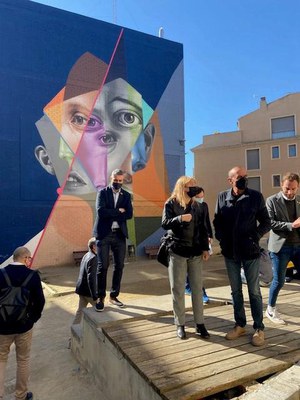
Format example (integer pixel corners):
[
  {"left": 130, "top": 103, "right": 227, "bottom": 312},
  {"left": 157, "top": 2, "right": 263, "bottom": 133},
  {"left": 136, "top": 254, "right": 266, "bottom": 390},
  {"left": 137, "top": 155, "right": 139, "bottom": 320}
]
[
  {"left": 176, "top": 325, "right": 186, "bottom": 339},
  {"left": 196, "top": 323, "right": 210, "bottom": 339}
]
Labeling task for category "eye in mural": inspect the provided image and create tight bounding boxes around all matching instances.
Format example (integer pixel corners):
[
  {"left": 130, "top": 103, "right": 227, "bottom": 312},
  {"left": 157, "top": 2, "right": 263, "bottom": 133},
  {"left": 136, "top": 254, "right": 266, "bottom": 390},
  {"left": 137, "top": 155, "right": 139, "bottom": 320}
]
[
  {"left": 35, "top": 54, "right": 155, "bottom": 196},
  {"left": 0, "top": 3, "right": 183, "bottom": 266}
]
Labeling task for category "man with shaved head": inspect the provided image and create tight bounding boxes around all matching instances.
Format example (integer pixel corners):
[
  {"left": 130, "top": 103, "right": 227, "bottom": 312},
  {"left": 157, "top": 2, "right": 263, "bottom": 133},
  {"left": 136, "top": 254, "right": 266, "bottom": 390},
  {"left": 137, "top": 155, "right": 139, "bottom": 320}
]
[{"left": 214, "top": 166, "right": 271, "bottom": 347}]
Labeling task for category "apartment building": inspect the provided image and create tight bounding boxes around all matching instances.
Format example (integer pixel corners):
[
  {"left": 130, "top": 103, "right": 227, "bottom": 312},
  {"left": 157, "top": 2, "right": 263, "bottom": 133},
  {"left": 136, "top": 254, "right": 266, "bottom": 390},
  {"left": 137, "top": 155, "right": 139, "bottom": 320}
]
[{"left": 192, "top": 93, "right": 300, "bottom": 216}]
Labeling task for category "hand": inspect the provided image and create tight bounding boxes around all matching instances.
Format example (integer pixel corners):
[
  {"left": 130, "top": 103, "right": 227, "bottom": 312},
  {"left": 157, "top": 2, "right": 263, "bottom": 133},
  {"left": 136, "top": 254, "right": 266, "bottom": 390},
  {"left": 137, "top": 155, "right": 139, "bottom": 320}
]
[
  {"left": 181, "top": 213, "right": 192, "bottom": 222},
  {"left": 119, "top": 208, "right": 126, "bottom": 213},
  {"left": 292, "top": 217, "right": 300, "bottom": 229},
  {"left": 202, "top": 250, "right": 209, "bottom": 261}
]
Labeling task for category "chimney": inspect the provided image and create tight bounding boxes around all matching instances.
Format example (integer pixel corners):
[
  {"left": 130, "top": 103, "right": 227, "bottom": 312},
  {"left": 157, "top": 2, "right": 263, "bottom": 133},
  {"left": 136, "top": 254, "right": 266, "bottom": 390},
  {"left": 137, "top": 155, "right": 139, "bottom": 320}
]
[{"left": 260, "top": 96, "right": 267, "bottom": 110}]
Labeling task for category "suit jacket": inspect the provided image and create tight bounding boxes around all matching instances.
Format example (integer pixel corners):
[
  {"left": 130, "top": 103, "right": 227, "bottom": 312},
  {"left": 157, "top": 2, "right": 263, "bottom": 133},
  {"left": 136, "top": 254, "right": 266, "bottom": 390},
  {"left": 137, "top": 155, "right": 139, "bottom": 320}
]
[
  {"left": 266, "top": 191, "right": 300, "bottom": 253},
  {"left": 75, "top": 250, "right": 98, "bottom": 300},
  {"left": 0, "top": 264, "right": 45, "bottom": 335},
  {"left": 93, "top": 186, "right": 133, "bottom": 240}
]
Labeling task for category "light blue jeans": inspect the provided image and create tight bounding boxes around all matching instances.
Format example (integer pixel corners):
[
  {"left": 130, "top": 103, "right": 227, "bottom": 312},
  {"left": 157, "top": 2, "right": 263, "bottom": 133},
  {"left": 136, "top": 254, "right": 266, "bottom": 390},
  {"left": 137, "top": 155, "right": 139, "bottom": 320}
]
[
  {"left": 168, "top": 250, "right": 203, "bottom": 326},
  {"left": 269, "top": 245, "right": 300, "bottom": 307},
  {"left": 225, "top": 257, "right": 264, "bottom": 330}
]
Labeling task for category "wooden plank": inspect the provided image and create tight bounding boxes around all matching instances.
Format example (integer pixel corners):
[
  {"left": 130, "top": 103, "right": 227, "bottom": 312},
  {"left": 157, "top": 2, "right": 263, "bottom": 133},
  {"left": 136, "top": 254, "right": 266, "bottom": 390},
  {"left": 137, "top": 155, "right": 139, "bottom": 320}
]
[
  {"left": 139, "top": 328, "right": 300, "bottom": 379},
  {"left": 164, "top": 349, "right": 300, "bottom": 400},
  {"left": 155, "top": 339, "right": 300, "bottom": 394},
  {"left": 102, "top": 290, "right": 300, "bottom": 400}
]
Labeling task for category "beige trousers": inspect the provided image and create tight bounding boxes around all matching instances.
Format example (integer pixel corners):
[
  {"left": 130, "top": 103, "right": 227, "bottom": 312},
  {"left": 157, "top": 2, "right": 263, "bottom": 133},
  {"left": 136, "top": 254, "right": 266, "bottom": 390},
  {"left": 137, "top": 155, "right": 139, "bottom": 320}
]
[
  {"left": 0, "top": 329, "right": 33, "bottom": 400},
  {"left": 73, "top": 295, "right": 97, "bottom": 325}
]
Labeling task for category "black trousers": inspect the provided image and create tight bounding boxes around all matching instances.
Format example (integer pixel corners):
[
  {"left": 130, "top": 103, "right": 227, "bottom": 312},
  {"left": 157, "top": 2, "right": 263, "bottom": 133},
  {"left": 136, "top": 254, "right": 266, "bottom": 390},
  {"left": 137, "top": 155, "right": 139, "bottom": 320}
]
[{"left": 96, "top": 231, "right": 126, "bottom": 299}]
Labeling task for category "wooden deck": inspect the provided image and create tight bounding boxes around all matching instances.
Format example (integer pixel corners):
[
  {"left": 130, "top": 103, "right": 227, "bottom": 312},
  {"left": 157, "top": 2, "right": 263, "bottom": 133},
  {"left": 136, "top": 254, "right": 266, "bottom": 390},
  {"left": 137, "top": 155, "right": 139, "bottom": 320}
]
[{"left": 102, "top": 289, "right": 300, "bottom": 400}]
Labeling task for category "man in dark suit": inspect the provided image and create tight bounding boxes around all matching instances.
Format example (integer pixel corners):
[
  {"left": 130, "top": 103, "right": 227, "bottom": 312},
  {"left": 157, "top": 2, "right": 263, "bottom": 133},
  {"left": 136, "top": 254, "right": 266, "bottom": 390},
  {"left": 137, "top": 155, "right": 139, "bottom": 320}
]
[
  {"left": 73, "top": 237, "right": 98, "bottom": 324},
  {"left": 0, "top": 247, "right": 45, "bottom": 400},
  {"left": 94, "top": 169, "right": 133, "bottom": 311},
  {"left": 266, "top": 172, "right": 300, "bottom": 325}
]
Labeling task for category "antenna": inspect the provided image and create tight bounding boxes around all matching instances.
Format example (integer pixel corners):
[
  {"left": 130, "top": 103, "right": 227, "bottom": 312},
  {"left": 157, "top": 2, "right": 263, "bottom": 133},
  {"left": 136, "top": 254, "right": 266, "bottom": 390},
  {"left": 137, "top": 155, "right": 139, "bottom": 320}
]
[
  {"left": 112, "top": 0, "right": 117, "bottom": 24},
  {"left": 158, "top": 27, "right": 164, "bottom": 38}
]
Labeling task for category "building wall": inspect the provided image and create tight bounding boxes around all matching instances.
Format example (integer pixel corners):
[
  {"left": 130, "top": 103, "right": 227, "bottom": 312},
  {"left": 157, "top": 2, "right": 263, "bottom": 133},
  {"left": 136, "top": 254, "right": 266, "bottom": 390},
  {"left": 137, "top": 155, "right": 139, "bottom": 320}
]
[
  {"left": 0, "top": 0, "right": 184, "bottom": 266},
  {"left": 193, "top": 93, "right": 300, "bottom": 224}
]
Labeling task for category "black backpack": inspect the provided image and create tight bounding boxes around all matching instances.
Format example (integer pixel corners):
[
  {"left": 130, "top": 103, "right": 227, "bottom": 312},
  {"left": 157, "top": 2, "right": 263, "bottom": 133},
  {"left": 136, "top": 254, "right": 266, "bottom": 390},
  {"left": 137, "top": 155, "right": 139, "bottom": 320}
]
[{"left": 0, "top": 268, "right": 34, "bottom": 324}]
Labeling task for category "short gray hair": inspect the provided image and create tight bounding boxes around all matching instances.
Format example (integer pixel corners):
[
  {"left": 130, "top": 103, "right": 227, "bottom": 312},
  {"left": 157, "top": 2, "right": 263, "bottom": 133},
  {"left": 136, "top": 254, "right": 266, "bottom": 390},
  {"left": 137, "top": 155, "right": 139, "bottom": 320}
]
[
  {"left": 111, "top": 169, "right": 124, "bottom": 178},
  {"left": 88, "top": 237, "right": 96, "bottom": 250},
  {"left": 13, "top": 247, "right": 31, "bottom": 262}
]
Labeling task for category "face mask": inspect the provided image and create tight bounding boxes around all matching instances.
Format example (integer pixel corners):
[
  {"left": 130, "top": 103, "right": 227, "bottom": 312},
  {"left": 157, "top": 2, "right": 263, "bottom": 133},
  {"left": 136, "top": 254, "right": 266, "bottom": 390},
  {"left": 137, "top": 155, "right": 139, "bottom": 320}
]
[
  {"left": 112, "top": 182, "right": 122, "bottom": 190},
  {"left": 236, "top": 176, "right": 248, "bottom": 190},
  {"left": 195, "top": 197, "right": 204, "bottom": 204},
  {"left": 187, "top": 186, "right": 201, "bottom": 198}
]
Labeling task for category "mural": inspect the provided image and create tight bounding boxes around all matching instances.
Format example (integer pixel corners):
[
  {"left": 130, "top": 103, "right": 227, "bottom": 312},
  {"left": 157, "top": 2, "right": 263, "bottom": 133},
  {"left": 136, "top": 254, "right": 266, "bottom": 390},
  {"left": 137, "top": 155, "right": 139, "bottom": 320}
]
[{"left": 0, "top": 0, "right": 184, "bottom": 266}]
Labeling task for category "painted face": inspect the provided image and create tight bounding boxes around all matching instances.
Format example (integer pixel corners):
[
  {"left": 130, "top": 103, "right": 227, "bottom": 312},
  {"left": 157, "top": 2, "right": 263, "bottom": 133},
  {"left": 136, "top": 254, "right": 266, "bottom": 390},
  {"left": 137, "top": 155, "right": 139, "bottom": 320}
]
[
  {"left": 281, "top": 179, "right": 299, "bottom": 200},
  {"left": 62, "top": 78, "right": 148, "bottom": 191},
  {"left": 37, "top": 77, "right": 155, "bottom": 196}
]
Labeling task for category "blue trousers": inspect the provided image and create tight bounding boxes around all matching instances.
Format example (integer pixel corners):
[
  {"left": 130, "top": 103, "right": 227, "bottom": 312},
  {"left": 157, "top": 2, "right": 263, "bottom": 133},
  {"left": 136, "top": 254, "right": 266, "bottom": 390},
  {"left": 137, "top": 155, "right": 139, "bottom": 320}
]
[
  {"left": 225, "top": 257, "right": 264, "bottom": 330},
  {"left": 269, "top": 245, "right": 300, "bottom": 306}
]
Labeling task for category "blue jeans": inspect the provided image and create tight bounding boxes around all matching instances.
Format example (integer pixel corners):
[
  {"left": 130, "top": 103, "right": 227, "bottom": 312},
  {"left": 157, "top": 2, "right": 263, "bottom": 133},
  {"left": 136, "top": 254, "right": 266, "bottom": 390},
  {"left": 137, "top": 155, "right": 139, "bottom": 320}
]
[
  {"left": 97, "top": 232, "right": 126, "bottom": 299},
  {"left": 269, "top": 245, "right": 300, "bottom": 307},
  {"left": 224, "top": 257, "right": 264, "bottom": 330}
]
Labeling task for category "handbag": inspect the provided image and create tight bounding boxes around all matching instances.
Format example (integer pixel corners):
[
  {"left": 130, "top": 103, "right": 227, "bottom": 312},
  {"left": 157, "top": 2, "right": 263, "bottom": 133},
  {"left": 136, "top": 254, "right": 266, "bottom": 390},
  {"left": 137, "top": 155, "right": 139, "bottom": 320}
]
[{"left": 157, "top": 234, "right": 174, "bottom": 267}]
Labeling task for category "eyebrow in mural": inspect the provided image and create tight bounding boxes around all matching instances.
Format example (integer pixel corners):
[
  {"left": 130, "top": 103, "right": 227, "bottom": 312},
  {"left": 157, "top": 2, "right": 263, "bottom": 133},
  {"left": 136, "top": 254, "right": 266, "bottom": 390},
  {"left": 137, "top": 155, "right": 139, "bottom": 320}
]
[
  {"left": 35, "top": 36, "right": 156, "bottom": 197},
  {"left": 32, "top": 29, "right": 158, "bottom": 264}
]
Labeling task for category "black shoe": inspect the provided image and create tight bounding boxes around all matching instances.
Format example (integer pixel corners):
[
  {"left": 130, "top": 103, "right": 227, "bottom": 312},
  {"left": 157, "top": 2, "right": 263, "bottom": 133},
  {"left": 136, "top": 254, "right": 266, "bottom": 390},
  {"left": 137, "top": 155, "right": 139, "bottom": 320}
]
[
  {"left": 196, "top": 324, "right": 210, "bottom": 339},
  {"left": 25, "top": 393, "right": 33, "bottom": 400},
  {"left": 285, "top": 276, "right": 292, "bottom": 283},
  {"left": 95, "top": 298, "right": 105, "bottom": 312},
  {"left": 176, "top": 325, "right": 186, "bottom": 339}
]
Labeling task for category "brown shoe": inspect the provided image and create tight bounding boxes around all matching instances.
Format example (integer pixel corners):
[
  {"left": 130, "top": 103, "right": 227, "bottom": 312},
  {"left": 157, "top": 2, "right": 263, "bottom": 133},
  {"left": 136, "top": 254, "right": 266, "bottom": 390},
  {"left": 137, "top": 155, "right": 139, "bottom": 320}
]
[
  {"left": 225, "top": 325, "right": 246, "bottom": 340},
  {"left": 251, "top": 329, "right": 265, "bottom": 346}
]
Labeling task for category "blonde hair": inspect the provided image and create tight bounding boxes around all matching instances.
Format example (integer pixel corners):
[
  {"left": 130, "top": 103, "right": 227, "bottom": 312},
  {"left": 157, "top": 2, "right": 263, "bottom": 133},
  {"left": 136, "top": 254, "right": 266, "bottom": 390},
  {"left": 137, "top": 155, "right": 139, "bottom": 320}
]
[{"left": 169, "top": 176, "right": 196, "bottom": 208}]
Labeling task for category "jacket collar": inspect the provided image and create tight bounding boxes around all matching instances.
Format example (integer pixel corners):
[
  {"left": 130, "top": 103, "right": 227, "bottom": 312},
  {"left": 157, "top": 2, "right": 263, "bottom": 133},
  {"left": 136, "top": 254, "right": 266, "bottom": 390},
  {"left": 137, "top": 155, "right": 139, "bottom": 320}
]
[{"left": 277, "top": 191, "right": 300, "bottom": 218}]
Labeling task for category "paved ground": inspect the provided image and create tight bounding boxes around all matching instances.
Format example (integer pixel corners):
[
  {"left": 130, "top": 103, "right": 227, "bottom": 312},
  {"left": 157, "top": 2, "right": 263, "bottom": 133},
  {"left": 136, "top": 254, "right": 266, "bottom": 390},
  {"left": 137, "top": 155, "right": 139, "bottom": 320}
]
[{"left": 3, "top": 249, "right": 230, "bottom": 400}]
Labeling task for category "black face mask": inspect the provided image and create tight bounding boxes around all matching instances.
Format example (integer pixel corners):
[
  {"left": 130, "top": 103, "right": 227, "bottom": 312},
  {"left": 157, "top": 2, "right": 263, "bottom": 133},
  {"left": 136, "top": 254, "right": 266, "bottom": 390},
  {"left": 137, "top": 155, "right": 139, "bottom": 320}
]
[
  {"left": 187, "top": 186, "right": 201, "bottom": 198},
  {"left": 236, "top": 176, "right": 248, "bottom": 190},
  {"left": 112, "top": 182, "right": 122, "bottom": 190}
]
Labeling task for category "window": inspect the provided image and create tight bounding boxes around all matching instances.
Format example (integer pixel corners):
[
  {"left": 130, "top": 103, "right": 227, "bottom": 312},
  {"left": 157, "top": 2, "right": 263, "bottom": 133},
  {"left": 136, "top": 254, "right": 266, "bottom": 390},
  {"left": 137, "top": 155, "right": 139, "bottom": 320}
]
[
  {"left": 271, "top": 116, "right": 295, "bottom": 139},
  {"left": 288, "top": 144, "right": 297, "bottom": 157},
  {"left": 271, "top": 146, "right": 280, "bottom": 159},
  {"left": 248, "top": 177, "right": 261, "bottom": 191},
  {"left": 246, "top": 148, "right": 260, "bottom": 170},
  {"left": 272, "top": 175, "right": 281, "bottom": 187}
]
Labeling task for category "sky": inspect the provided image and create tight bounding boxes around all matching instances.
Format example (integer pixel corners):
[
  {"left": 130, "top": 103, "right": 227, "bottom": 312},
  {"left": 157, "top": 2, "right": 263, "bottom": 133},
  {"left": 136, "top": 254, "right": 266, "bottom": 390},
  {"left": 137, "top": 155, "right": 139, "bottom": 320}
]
[{"left": 32, "top": 0, "right": 300, "bottom": 175}]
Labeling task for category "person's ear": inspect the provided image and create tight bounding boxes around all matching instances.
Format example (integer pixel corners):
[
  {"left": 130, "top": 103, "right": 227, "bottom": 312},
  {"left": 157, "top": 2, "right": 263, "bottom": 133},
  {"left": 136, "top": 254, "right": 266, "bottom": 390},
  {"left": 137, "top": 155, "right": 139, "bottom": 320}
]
[
  {"left": 143, "top": 123, "right": 155, "bottom": 161},
  {"left": 34, "top": 145, "right": 55, "bottom": 175}
]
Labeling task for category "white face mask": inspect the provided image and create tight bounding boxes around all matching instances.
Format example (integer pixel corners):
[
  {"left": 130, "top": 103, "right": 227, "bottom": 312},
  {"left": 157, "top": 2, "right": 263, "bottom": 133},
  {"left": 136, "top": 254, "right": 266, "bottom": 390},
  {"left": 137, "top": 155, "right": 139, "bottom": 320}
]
[{"left": 195, "top": 197, "right": 204, "bottom": 204}]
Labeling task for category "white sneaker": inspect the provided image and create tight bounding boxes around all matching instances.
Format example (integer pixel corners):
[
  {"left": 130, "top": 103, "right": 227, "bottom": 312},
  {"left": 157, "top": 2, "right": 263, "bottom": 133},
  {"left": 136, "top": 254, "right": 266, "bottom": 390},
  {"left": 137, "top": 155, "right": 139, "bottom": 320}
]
[{"left": 265, "top": 307, "right": 286, "bottom": 324}]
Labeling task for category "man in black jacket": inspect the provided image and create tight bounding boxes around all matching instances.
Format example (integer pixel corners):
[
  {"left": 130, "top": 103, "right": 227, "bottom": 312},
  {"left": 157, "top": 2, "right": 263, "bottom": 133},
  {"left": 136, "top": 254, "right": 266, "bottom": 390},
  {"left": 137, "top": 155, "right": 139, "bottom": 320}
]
[
  {"left": 213, "top": 166, "right": 271, "bottom": 347},
  {"left": 94, "top": 169, "right": 133, "bottom": 311},
  {"left": 0, "top": 247, "right": 45, "bottom": 400},
  {"left": 73, "top": 238, "right": 98, "bottom": 324}
]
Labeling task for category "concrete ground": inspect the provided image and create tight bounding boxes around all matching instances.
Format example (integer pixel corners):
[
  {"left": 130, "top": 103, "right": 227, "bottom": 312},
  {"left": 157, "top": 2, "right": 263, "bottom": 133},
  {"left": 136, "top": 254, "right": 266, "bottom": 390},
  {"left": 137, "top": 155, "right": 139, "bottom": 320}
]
[
  {"left": 3, "top": 250, "right": 230, "bottom": 400},
  {"left": 4, "top": 245, "right": 299, "bottom": 400}
]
